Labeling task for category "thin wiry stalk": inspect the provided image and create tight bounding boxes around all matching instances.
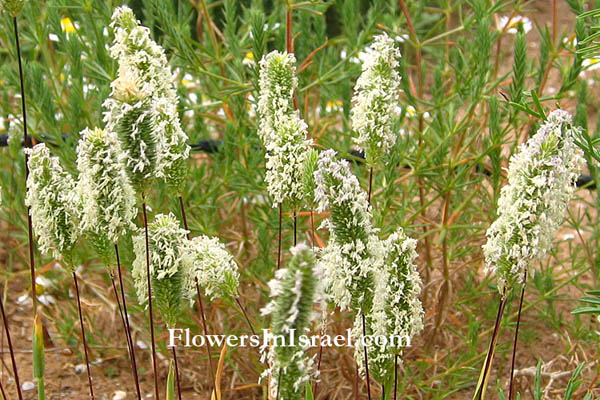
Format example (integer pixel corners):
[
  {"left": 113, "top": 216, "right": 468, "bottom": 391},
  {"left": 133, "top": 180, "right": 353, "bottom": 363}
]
[
  {"left": 393, "top": 354, "right": 398, "bottom": 400},
  {"left": 195, "top": 280, "right": 216, "bottom": 394},
  {"left": 115, "top": 244, "right": 141, "bottom": 400},
  {"left": 72, "top": 272, "right": 95, "bottom": 399},
  {"left": 13, "top": 16, "right": 33, "bottom": 400},
  {"left": 362, "top": 168, "right": 375, "bottom": 400},
  {"left": 508, "top": 271, "right": 527, "bottom": 400},
  {"left": 473, "top": 290, "right": 508, "bottom": 400},
  {"left": 142, "top": 199, "right": 160, "bottom": 400},
  {"left": 361, "top": 312, "right": 372, "bottom": 400},
  {"left": 293, "top": 210, "right": 297, "bottom": 246},
  {"left": 311, "top": 207, "right": 323, "bottom": 397},
  {"left": 235, "top": 297, "right": 256, "bottom": 336},
  {"left": 0, "top": 290, "right": 22, "bottom": 400},
  {"left": 13, "top": 15, "right": 37, "bottom": 312},
  {"left": 367, "top": 167, "right": 373, "bottom": 204},
  {"left": 0, "top": 374, "right": 6, "bottom": 400},
  {"left": 177, "top": 196, "right": 217, "bottom": 389},
  {"left": 277, "top": 204, "right": 282, "bottom": 270},
  {"left": 171, "top": 347, "right": 182, "bottom": 400},
  {"left": 109, "top": 267, "right": 141, "bottom": 400},
  {"left": 312, "top": 333, "right": 324, "bottom": 396},
  {"left": 108, "top": 273, "right": 132, "bottom": 375}
]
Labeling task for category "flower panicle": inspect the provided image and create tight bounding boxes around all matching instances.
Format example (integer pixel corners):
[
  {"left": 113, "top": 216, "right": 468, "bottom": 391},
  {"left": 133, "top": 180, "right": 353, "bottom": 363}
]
[
  {"left": 351, "top": 33, "right": 402, "bottom": 166},
  {"left": 257, "top": 51, "right": 297, "bottom": 142},
  {"left": 25, "top": 143, "right": 81, "bottom": 267},
  {"left": 483, "top": 109, "right": 584, "bottom": 292},
  {"left": 260, "top": 243, "right": 323, "bottom": 400},
  {"left": 354, "top": 228, "right": 424, "bottom": 382},
  {"left": 314, "top": 149, "right": 375, "bottom": 311},
  {"left": 76, "top": 127, "right": 136, "bottom": 262},
  {"left": 257, "top": 51, "right": 312, "bottom": 207},
  {"left": 182, "top": 235, "right": 240, "bottom": 302},
  {"left": 106, "top": 5, "right": 190, "bottom": 194},
  {"left": 132, "top": 213, "right": 188, "bottom": 327}
]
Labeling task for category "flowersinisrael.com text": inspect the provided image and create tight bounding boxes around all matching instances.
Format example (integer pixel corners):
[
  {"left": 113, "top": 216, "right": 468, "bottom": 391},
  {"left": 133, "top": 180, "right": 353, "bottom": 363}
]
[{"left": 168, "top": 328, "right": 412, "bottom": 349}]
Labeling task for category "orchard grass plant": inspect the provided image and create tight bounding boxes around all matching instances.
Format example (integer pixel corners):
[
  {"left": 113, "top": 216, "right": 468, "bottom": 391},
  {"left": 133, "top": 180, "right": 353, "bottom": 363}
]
[{"left": 1, "top": 0, "right": 600, "bottom": 399}]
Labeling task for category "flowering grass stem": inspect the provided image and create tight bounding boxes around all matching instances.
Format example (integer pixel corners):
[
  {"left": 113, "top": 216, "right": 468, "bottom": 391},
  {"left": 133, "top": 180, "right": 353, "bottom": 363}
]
[
  {"left": 0, "top": 378, "right": 6, "bottom": 400},
  {"left": 115, "top": 244, "right": 142, "bottom": 400},
  {"left": 195, "top": 279, "right": 216, "bottom": 394},
  {"left": 312, "top": 334, "right": 324, "bottom": 396},
  {"left": 108, "top": 273, "right": 133, "bottom": 381},
  {"left": 277, "top": 204, "right": 282, "bottom": 270},
  {"left": 73, "top": 272, "right": 95, "bottom": 399},
  {"left": 361, "top": 312, "right": 372, "bottom": 400},
  {"left": 393, "top": 354, "right": 398, "bottom": 400},
  {"left": 177, "top": 196, "right": 217, "bottom": 389},
  {"left": 508, "top": 271, "right": 527, "bottom": 400},
  {"left": 293, "top": 210, "right": 297, "bottom": 246},
  {"left": 142, "top": 199, "right": 160, "bottom": 400},
  {"left": 473, "top": 290, "right": 507, "bottom": 400},
  {"left": 0, "top": 289, "right": 22, "bottom": 400},
  {"left": 13, "top": 16, "right": 33, "bottom": 400},
  {"left": 171, "top": 347, "right": 182, "bottom": 400},
  {"left": 235, "top": 297, "right": 256, "bottom": 336}
]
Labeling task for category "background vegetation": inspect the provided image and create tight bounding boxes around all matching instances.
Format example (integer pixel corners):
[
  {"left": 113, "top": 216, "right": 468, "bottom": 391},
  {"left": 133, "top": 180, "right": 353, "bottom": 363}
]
[{"left": 0, "top": 0, "right": 599, "bottom": 398}]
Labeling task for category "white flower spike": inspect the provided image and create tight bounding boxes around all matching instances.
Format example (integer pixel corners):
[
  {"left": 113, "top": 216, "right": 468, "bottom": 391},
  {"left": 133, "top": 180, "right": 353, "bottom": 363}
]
[
  {"left": 351, "top": 33, "right": 401, "bottom": 166},
  {"left": 76, "top": 127, "right": 136, "bottom": 262},
  {"left": 483, "top": 110, "right": 583, "bottom": 292},
  {"left": 25, "top": 144, "right": 81, "bottom": 266}
]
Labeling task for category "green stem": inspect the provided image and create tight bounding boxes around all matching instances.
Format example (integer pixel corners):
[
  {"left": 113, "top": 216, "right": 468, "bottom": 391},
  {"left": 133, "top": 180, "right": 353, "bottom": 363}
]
[{"left": 37, "top": 377, "right": 45, "bottom": 400}]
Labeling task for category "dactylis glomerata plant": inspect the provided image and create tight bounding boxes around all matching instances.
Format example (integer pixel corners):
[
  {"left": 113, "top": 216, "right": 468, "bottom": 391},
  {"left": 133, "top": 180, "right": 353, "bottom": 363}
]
[
  {"left": 314, "top": 149, "right": 376, "bottom": 313},
  {"left": 260, "top": 243, "right": 326, "bottom": 400},
  {"left": 257, "top": 51, "right": 312, "bottom": 209},
  {"left": 25, "top": 143, "right": 81, "bottom": 267},
  {"left": 483, "top": 110, "right": 583, "bottom": 292},
  {"left": 132, "top": 213, "right": 189, "bottom": 328},
  {"left": 183, "top": 235, "right": 240, "bottom": 302},
  {"left": 351, "top": 33, "right": 402, "bottom": 167},
  {"left": 353, "top": 229, "right": 424, "bottom": 385},
  {"left": 76, "top": 127, "right": 136, "bottom": 264},
  {"left": 104, "top": 6, "right": 190, "bottom": 194}
]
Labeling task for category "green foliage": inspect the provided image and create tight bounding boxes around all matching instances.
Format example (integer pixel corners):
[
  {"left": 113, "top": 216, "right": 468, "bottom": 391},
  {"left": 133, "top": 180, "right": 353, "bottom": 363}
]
[{"left": 1, "top": 0, "right": 600, "bottom": 398}]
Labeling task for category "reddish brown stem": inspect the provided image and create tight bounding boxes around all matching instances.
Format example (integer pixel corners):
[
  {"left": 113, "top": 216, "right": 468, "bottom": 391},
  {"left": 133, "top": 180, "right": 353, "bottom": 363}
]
[
  {"left": 142, "top": 200, "right": 160, "bottom": 400},
  {"left": 393, "top": 354, "right": 398, "bottom": 400},
  {"left": 277, "top": 204, "right": 283, "bottom": 270},
  {"left": 312, "top": 333, "right": 324, "bottom": 396},
  {"left": 474, "top": 290, "right": 508, "bottom": 400},
  {"left": 172, "top": 346, "right": 182, "bottom": 400},
  {"left": 293, "top": 210, "right": 297, "bottom": 246},
  {"left": 508, "top": 272, "right": 527, "bottom": 400},
  {"left": 115, "top": 245, "right": 142, "bottom": 400},
  {"left": 73, "top": 272, "right": 95, "bottom": 399},
  {"left": 178, "top": 196, "right": 190, "bottom": 240},
  {"left": 361, "top": 312, "right": 372, "bottom": 400},
  {"left": 195, "top": 279, "right": 216, "bottom": 393},
  {"left": 0, "top": 290, "right": 23, "bottom": 400},
  {"left": 235, "top": 297, "right": 256, "bottom": 336},
  {"left": 0, "top": 377, "right": 6, "bottom": 400}
]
